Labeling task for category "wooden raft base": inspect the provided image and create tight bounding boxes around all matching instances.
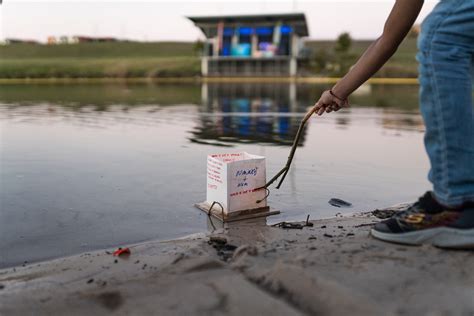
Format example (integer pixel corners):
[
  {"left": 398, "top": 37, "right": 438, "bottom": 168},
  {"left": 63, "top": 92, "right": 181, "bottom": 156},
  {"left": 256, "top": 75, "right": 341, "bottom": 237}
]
[{"left": 195, "top": 202, "right": 280, "bottom": 223}]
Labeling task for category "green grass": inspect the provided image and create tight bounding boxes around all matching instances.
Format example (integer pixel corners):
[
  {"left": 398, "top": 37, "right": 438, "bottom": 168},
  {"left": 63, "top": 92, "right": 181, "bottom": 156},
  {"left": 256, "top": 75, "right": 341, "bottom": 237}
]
[
  {"left": 0, "top": 42, "right": 200, "bottom": 79},
  {"left": 0, "top": 42, "right": 196, "bottom": 59},
  {"left": 0, "top": 39, "right": 419, "bottom": 79},
  {"left": 0, "top": 57, "right": 200, "bottom": 78},
  {"left": 306, "top": 37, "right": 418, "bottom": 56},
  {"left": 306, "top": 37, "right": 419, "bottom": 77}
]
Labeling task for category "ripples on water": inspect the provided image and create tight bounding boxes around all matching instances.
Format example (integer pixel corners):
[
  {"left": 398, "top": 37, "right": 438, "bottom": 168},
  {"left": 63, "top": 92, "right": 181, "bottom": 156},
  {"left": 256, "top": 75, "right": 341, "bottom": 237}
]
[{"left": 0, "top": 83, "right": 429, "bottom": 268}]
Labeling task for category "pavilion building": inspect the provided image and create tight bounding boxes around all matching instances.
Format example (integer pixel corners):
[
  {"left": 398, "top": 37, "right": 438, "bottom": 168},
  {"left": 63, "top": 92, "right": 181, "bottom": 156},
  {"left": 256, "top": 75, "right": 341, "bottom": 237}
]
[{"left": 187, "top": 13, "right": 309, "bottom": 77}]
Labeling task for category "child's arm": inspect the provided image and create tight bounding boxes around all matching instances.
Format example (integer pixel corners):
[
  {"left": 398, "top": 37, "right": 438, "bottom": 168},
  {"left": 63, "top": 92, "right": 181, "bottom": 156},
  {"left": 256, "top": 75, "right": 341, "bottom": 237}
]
[{"left": 312, "top": 0, "right": 424, "bottom": 115}]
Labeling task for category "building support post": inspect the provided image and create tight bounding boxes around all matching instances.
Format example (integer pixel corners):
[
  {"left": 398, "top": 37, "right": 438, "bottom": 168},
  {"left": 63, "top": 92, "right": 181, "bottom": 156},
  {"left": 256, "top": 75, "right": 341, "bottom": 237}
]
[
  {"left": 201, "top": 57, "right": 209, "bottom": 76},
  {"left": 289, "top": 82, "right": 297, "bottom": 112},
  {"left": 289, "top": 58, "right": 297, "bottom": 76},
  {"left": 289, "top": 34, "right": 298, "bottom": 76},
  {"left": 213, "top": 37, "right": 219, "bottom": 57},
  {"left": 201, "top": 82, "right": 209, "bottom": 108},
  {"left": 251, "top": 33, "right": 258, "bottom": 57}
]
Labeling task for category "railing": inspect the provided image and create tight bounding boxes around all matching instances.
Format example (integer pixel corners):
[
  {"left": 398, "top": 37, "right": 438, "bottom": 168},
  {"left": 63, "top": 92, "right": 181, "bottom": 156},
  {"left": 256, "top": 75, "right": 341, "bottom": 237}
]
[{"left": 206, "top": 58, "right": 294, "bottom": 76}]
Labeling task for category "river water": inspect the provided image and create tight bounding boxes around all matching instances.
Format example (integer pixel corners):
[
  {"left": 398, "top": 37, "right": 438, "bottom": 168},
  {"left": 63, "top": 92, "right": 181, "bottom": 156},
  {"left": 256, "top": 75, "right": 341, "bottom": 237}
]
[{"left": 0, "top": 82, "right": 430, "bottom": 268}]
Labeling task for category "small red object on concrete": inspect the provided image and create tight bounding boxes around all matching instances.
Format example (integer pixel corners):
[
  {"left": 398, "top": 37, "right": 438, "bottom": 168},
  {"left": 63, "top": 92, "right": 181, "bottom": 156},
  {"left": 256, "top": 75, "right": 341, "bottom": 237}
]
[{"left": 113, "top": 247, "right": 130, "bottom": 256}]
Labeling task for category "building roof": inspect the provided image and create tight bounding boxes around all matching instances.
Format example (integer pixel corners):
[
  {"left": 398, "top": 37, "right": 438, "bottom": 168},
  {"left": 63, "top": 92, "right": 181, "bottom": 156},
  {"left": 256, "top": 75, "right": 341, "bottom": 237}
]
[{"left": 187, "top": 13, "right": 308, "bottom": 37}]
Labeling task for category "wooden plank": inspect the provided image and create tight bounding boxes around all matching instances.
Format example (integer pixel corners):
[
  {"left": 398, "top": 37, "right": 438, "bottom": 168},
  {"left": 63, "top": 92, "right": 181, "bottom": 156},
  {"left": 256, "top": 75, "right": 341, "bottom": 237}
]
[{"left": 195, "top": 202, "right": 280, "bottom": 223}]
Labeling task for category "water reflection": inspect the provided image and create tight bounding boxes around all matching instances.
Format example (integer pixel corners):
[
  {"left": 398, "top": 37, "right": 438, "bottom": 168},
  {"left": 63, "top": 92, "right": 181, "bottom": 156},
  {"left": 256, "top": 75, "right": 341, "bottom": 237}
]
[
  {"left": 0, "top": 82, "right": 426, "bottom": 146},
  {"left": 191, "top": 83, "right": 308, "bottom": 146},
  {"left": 0, "top": 83, "right": 201, "bottom": 107},
  {"left": 190, "top": 82, "right": 424, "bottom": 147}
]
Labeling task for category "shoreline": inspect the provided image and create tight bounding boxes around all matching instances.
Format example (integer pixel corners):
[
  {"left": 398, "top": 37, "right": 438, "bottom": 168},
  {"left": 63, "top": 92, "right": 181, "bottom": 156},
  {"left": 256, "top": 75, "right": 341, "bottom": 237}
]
[
  {"left": 1, "top": 212, "right": 473, "bottom": 315},
  {"left": 0, "top": 211, "right": 366, "bottom": 271},
  {"left": 0, "top": 76, "right": 419, "bottom": 85},
  {"left": 0, "top": 232, "right": 207, "bottom": 271},
  {"left": 0, "top": 207, "right": 393, "bottom": 271}
]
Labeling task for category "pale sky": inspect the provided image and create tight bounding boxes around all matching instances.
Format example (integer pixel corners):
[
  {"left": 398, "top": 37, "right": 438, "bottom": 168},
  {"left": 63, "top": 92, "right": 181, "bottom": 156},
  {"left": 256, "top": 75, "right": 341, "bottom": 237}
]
[{"left": 0, "top": 0, "right": 438, "bottom": 43}]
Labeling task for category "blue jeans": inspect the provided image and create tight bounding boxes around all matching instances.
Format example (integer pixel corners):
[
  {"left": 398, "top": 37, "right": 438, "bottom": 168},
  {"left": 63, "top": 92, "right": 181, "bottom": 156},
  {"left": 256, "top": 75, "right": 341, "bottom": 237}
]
[{"left": 417, "top": 0, "right": 474, "bottom": 207}]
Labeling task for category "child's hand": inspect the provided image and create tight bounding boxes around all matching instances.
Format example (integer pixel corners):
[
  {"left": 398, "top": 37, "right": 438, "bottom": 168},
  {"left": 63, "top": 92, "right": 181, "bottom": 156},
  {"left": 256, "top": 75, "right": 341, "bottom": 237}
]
[{"left": 310, "top": 90, "right": 349, "bottom": 116}]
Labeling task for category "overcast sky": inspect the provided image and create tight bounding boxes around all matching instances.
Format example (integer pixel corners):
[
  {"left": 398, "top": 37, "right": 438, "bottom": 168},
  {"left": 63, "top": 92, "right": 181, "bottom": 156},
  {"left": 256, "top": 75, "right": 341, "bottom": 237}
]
[{"left": 0, "top": 0, "right": 438, "bottom": 42}]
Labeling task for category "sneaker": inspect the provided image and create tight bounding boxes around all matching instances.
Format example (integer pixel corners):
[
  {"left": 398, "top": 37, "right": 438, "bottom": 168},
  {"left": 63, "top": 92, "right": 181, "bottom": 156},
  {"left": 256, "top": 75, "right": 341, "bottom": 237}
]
[{"left": 371, "top": 192, "right": 474, "bottom": 249}]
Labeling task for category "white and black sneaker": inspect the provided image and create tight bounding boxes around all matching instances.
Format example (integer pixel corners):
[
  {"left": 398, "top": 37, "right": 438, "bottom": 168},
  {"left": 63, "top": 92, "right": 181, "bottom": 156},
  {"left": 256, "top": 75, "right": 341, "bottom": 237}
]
[{"left": 371, "top": 192, "right": 474, "bottom": 249}]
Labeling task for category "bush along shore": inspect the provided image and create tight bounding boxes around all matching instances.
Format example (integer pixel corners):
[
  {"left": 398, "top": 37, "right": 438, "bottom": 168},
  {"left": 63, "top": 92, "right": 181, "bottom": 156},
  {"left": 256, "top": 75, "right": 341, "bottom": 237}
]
[{"left": 0, "top": 38, "right": 420, "bottom": 79}]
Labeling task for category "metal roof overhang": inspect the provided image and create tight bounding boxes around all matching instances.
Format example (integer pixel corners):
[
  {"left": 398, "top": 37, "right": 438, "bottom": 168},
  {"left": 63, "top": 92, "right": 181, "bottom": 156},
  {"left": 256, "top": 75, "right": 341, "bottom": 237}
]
[{"left": 187, "top": 13, "right": 309, "bottom": 37}]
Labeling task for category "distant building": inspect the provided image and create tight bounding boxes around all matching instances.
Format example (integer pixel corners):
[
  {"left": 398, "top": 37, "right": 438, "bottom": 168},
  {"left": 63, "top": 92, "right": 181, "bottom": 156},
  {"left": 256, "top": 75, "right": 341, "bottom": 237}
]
[
  {"left": 5, "top": 38, "right": 40, "bottom": 45},
  {"left": 59, "top": 36, "right": 70, "bottom": 44},
  {"left": 47, "top": 36, "right": 57, "bottom": 45},
  {"left": 72, "top": 36, "right": 118, "bottom": 43},
  {"left": 187, "top": 13, "right": 309, "bottom": 77},
  {"left": 45, "top": 36, "right": 74, "bottom": 44}
]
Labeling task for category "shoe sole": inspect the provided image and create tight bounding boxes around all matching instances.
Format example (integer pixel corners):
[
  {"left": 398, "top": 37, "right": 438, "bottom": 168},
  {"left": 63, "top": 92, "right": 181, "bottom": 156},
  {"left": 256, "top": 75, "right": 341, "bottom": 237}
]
[{"left": 370, "top": 227, "right": 474, "bottom": 249}]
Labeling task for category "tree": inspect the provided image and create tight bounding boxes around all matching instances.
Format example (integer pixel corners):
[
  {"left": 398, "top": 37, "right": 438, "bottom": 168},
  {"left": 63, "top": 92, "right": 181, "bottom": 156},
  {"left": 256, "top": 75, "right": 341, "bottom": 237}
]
[
  {"left": 312, "top": 48, "right": 331, "bottom": 73},
  {"left": 193, "top": 40, "right": 204, "bottom": 56},
  {"left": 335, "top": 32, "right": 352, "bottom": 54}
]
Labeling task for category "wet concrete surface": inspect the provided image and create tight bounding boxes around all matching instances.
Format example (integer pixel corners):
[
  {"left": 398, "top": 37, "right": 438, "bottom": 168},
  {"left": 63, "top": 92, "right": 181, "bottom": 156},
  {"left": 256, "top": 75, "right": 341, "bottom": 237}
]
[{"left": 1, "top": 212, "right": 473, "bottom": 315}]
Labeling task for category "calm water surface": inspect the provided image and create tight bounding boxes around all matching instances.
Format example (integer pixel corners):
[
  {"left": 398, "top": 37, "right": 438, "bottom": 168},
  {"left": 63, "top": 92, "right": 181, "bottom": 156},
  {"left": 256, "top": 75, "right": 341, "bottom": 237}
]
[{"left": 0, "top": 83, "right": 429, "bottom": 268}]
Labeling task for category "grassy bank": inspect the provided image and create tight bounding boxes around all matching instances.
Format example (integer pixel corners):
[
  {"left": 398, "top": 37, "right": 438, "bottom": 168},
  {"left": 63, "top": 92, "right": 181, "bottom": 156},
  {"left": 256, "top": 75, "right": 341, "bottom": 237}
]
[
  {"left": 0, "top": 57, "right": 201, "bottom": 78},
  {"left": 0, "top": 42, "right": 201, "bottom": 79},
  {"left": 305, "top": 37, "right": 419, "bottom": 77},
  {"left": 0, "top": 39, "right": 419, "bottom": 79}
]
